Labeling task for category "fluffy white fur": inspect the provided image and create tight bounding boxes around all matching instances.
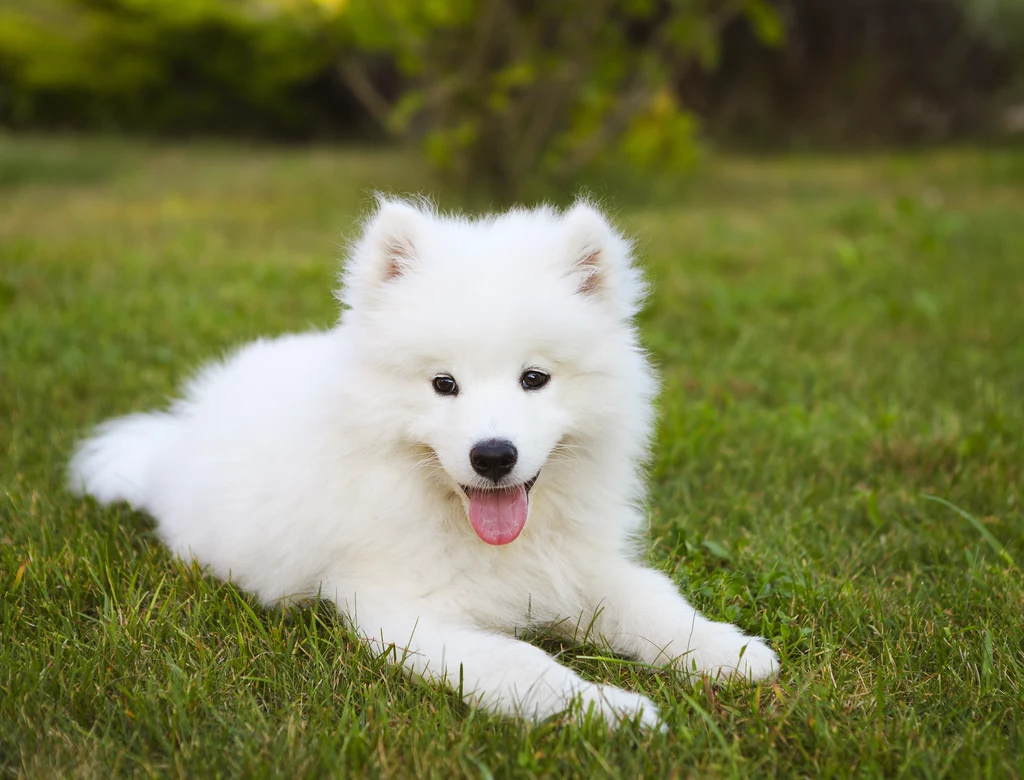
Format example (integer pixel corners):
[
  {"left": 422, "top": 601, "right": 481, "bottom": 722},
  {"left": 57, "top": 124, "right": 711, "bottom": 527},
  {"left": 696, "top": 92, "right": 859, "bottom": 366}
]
[{"left": 69, "top": 198, "right": 778, "bottom": 728}]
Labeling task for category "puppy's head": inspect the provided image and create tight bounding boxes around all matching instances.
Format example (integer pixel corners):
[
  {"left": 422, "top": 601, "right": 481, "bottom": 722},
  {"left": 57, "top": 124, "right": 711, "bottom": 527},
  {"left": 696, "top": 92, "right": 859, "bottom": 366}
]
[{"left": 339, "top": 197, "right": 653, "bottom": 545}]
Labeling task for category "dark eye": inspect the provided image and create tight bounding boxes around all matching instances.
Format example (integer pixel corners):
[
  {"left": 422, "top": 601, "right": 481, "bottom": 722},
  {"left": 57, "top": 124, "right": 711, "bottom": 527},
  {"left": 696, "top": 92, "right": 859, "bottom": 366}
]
[
  {"left": 520, "top": 370, "right": 550, "bottom": 391},
  {"left": 432, "top": 374, "right": 458, "bottom": 396}
]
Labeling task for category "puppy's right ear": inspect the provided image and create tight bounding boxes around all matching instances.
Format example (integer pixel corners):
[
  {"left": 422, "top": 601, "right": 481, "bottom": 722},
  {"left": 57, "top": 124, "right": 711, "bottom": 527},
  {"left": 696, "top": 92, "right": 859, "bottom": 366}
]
[{"left": 338, "top": 197, "right": 427, "bottom": 310}]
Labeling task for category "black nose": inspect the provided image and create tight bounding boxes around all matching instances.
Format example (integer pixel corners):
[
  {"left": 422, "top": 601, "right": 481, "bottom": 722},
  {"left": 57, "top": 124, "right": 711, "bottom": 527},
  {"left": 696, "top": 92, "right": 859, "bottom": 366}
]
[{"left": 470, "top": 439, "right": 518, "bottom": 482}]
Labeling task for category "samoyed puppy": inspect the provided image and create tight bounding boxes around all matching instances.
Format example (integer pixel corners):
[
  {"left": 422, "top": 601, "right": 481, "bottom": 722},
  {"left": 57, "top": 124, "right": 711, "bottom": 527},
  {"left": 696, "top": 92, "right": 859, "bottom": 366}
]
[{"left": 70, "top": 198, "right": 778, "bottom": 728}]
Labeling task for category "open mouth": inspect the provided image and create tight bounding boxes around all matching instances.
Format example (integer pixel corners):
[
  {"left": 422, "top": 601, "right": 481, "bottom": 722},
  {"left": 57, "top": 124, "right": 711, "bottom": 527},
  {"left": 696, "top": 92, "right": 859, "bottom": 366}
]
[{"left": 457, "top": 474, "right": 539, "bottom": 546}]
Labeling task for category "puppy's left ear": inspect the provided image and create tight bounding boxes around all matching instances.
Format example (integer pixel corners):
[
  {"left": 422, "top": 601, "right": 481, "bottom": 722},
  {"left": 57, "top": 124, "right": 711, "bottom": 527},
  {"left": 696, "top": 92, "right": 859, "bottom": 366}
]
[{"left": 563, "top": 201, "right": 645, "bottom": 316}]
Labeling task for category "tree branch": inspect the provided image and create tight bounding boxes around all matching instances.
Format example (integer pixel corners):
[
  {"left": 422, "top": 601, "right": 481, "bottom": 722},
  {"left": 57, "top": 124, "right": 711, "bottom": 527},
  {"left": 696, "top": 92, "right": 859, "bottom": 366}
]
[{"left": 337, "top": 59, "right": 395, "bottom": 133}]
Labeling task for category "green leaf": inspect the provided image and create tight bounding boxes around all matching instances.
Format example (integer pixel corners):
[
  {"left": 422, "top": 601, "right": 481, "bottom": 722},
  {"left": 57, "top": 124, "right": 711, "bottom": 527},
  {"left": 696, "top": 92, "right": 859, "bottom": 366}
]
[
  {"left": 744, "top": 0, "right": 784, "bottom": 47},
  {"left": 702, "top": 540, "right": 733, "bottom": 561},
  {"left": 388, "top": 89, "right": 425, "bottom": 133}
]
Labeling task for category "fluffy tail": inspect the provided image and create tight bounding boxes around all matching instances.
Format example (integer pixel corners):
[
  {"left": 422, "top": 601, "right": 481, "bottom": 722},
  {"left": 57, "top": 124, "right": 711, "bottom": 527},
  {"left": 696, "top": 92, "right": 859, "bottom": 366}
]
[{"left": 68, "top": 412, "right": 179, "bottom": 509}]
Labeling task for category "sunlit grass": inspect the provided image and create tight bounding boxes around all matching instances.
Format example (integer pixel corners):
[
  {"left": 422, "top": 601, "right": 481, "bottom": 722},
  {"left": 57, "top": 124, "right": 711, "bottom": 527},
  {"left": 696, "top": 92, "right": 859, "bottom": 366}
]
[{"left": 2, "top": 136, "right": 1022, "bottom": 776}]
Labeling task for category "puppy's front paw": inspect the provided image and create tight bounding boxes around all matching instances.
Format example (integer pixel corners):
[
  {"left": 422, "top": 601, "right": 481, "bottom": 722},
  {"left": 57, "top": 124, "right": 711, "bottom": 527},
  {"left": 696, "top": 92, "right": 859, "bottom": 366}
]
[
  {"left": 681, "top": 624, "right": 779, "bottom": 683},
  {"left": 576, "top": 684, "right": 663, "bottom": 730},
  {"left": 725, "top": 634, "right": 779, "bottom": 681}
]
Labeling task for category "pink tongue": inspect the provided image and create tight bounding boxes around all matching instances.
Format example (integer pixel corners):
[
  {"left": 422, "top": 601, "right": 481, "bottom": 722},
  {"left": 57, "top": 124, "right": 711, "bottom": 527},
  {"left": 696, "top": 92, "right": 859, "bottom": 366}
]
[{"left": 467, "top": 486, "right": 528, "bottom": 545}]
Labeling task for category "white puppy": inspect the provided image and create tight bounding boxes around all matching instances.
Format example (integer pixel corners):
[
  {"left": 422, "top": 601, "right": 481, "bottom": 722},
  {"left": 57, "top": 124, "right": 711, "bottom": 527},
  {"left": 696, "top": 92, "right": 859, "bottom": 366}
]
[{"left": 70, "top": 198, "right": 778, "bottom": 728}]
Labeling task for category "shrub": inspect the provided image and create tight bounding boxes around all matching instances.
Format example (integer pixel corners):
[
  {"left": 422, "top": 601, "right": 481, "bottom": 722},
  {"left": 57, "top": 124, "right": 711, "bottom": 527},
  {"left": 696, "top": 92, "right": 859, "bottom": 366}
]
[
  {"left": 0, "top": 0, "right": 350, "bottom": 136},
  {"left": 341, "top": 0, "right": 783, "bottom": 199}
]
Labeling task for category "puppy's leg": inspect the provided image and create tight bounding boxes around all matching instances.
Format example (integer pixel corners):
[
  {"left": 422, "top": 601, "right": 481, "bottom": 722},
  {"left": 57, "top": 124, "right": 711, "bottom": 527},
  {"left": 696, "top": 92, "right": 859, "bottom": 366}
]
[
  {"left": 351, "top": 603, "right": 661, "bottom": 728},
  {"left": 581, "top": 563, "right": 778, "bottom": 682}
]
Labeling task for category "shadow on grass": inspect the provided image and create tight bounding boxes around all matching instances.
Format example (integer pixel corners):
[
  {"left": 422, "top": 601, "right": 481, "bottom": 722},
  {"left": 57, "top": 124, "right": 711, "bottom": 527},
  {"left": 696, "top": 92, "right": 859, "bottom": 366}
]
[{"left": 0, "top": 137, "right": 132, "bottom": 189}]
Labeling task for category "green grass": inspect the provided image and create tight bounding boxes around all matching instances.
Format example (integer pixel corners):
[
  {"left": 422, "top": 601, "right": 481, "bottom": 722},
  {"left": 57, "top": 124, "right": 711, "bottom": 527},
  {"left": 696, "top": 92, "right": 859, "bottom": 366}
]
[{"left": 2, "top": 134, "right": 1023, "bottom": 777}]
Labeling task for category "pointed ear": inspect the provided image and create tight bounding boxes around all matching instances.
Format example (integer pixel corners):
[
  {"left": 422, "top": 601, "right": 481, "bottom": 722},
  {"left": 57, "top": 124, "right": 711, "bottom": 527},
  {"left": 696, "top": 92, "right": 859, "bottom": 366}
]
[
  {"left": 562, "top": 201, "right": 644, "bottom": 315},
  {"left": 338, "top": 197, "right": 428, "bottom": 310}
]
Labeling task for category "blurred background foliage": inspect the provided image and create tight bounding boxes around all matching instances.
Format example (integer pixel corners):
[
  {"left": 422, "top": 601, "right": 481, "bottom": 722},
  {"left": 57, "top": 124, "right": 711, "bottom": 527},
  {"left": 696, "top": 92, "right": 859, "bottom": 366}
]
[
  {"left": 339, "top": 0, "right": 782, "bottom": 197},
  {"left": 1, "top": 0, "right": 1023, "bottom": 198}
]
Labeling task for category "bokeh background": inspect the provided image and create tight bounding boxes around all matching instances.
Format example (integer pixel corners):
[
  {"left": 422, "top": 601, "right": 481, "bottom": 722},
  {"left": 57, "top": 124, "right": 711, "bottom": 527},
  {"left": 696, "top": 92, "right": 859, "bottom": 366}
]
[{"left": 2, "top": 0, "right": 1024, "bottom": 196}]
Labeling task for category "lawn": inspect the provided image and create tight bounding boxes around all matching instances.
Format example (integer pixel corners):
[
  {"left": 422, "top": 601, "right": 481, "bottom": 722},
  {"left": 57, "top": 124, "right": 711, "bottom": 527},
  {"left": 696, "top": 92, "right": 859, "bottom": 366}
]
[{"left": 1, "top": 135, "right": 1022, "bottom": 777}]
